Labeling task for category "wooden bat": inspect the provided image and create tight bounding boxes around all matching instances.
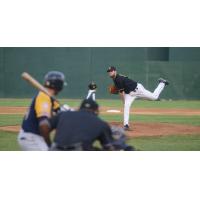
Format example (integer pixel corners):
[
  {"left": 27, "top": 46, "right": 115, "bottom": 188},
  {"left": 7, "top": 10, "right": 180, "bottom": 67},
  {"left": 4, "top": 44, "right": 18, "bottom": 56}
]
[
  {"left": 21, "top": 72, "right": 57, "bottom": 102},
  {"left": 21, "top": 72, "right": 73, "bottom": 112}
]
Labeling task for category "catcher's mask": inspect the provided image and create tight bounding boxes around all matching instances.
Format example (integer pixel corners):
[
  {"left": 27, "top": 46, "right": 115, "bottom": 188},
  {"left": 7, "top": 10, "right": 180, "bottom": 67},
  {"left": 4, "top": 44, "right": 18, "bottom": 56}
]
[
  {"left": 44, "top": 71, "right": 67, "bottom": 92},
  {"left": 80, "top": 99, "right": 99, "bottom": 114},
  {"left": 88, "top": 82, "right": 97, "bottom": 90}
]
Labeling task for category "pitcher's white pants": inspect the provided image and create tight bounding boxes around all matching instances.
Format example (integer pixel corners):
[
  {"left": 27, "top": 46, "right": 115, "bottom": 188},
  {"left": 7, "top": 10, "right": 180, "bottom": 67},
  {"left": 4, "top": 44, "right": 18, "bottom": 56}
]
[
  {"left": 18, "top": 129, "right": 49, "bottom": 151},
  {"left": 124, "top": 82, "right": 165, "bottom": 126}
]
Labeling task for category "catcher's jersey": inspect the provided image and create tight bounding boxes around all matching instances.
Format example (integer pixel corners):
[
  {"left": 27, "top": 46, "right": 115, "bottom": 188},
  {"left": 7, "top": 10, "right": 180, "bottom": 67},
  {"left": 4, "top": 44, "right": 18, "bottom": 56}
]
[
  {"left": 22, "top": 91, "right": 60, "bottom": 135},
  {"left": 86, "top": 89, "right": 96, "bottom": 101}
]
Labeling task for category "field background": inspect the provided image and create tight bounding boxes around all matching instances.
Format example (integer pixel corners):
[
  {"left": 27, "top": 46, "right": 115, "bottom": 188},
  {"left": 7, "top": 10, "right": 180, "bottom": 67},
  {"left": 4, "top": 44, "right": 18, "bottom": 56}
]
[
  {"left": 1, "top": 47, "right": 200, "bottom": 100},
  {"left": 0, "top": 99, "right": 200, "bottom": 151},
  {"left": 0, "top": 47, "right": 200, "bottom": 151}
]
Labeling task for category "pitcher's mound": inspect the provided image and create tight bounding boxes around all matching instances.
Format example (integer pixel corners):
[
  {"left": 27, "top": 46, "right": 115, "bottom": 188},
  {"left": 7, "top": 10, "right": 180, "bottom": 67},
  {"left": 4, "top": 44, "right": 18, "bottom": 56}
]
[{"left": 110, "top": 122, "right": 200, "bottom": 137}]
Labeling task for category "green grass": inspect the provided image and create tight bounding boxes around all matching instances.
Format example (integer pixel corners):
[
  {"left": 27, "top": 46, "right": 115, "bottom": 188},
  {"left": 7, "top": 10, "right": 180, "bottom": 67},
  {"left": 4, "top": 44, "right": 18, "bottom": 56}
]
[
  {"left": 0, "top": 99, "right": 31, "bottom": 106},
  {"left": 0, "top": 131, "right": 20, "bottom": 151},
  {"left": 0, "top": 98, "right": 200, "bottom": 109},
  {"left": 1, "top": 114, "right": 199, "bottom": 127},
  {"left": 127, "top": 134, "right": 200, "bottom": 151},
  {"left": 100, "top": 114, "right": 200, "bottom": 126},
  {"left": 0, "top": 114, "right": 23, "bottom": 126},
  {"left": 1, "top": 130, "right": 200, "bottom": 151},
  {"left": 0, "top": 99, "right": 200, "bottom": 151},
  {"left": 0, "top": 130, "right": 200, "bottom": 151},
  {"left": 97, "top": 99, "right": 200, "bottom": 109}
]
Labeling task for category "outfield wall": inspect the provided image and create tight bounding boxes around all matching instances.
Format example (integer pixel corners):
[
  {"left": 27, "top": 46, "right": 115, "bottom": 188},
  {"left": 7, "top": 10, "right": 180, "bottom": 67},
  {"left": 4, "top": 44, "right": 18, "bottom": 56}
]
[{"left": 0, "top": 47, "right": 200, "bottom": 99}]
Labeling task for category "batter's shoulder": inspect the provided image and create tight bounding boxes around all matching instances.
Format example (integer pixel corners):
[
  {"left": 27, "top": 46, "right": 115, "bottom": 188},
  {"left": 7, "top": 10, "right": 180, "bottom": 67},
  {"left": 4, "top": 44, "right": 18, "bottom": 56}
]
[{"left": 36, "top": 91, "right": 51, "bottom": 101}]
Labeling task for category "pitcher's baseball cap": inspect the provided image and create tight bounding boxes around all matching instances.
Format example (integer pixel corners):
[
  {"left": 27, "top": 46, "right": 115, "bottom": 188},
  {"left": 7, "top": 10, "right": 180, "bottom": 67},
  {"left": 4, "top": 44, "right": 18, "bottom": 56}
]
[{"left": 107, "top": 66, "right": 116, "bottom": 72}]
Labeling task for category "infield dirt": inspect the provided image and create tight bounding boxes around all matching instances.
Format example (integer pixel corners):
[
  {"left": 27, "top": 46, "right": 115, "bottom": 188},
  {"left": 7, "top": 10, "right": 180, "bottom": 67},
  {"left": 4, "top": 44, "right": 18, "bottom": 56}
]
[
  {"left": 1, "top": 106, "right": 200, "bottom": 116},
  {"left": 0, "top": 106, "right": 200, "bottom": 137}
]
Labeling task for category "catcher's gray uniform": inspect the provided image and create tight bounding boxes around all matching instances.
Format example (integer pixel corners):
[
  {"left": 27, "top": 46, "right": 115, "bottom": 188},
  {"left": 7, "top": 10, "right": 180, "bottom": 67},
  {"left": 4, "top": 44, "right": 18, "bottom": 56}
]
[{"left": 86, "top": 82, "right": 97, "bottom": 101}]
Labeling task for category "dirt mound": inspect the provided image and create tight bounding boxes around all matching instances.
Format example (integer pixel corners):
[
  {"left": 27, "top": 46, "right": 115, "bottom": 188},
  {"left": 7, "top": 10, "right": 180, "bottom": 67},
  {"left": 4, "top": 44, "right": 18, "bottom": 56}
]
[{"left": 110, "top": 122, "right": 200, "bottom": 137}]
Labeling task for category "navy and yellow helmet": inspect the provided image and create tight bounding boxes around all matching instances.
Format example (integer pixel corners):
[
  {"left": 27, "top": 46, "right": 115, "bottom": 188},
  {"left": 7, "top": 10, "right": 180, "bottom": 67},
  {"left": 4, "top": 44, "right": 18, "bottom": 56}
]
[{"left": 44, "top": 71, "right": 66, "bottom": 92}]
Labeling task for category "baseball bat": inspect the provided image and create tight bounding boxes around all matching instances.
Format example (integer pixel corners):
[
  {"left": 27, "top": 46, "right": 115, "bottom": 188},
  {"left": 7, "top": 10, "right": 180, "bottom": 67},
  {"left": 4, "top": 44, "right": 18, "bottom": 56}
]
[
  {"left": 21, "top": 72, "right": 58, "bottom": 102},
  {"left": 21, "top": 72, "right": 73, "bottom": 112}
]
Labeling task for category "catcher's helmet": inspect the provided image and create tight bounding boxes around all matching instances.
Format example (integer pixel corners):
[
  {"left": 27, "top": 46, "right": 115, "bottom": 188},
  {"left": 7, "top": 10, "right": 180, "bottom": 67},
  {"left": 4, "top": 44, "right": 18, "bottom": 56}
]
[
  {"left": 88, "top": 82, "right": 97, "bottom": 90},
  {"left": 44, "top": 71, "right": 66, "bottom": 92},
  {"left": 80, "top": 99, "right": 99, "bottom": 111}
]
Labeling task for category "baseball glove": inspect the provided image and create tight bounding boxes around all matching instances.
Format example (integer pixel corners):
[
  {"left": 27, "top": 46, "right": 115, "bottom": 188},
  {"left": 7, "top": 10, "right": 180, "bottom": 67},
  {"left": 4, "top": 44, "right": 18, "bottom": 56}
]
[{"left": 108, "top": 85, "right": 119, "bottom": 94}]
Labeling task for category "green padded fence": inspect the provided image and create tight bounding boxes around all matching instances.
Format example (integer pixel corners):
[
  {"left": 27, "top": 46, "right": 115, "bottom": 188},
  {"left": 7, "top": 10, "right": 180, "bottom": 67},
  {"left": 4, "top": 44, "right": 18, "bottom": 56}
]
[{"left": 0, "top": 47, "right": 200, "bottom": 99}]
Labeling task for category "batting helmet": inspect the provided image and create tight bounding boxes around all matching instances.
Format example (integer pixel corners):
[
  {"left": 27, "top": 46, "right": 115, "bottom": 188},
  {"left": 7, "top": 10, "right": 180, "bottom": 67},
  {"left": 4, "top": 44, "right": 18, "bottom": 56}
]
[
  {"left": 44, "top": 71, "right": 66, "bottom": 92},
  {"left": 88, "top": 82, "right": 97, "bottom": 90}
]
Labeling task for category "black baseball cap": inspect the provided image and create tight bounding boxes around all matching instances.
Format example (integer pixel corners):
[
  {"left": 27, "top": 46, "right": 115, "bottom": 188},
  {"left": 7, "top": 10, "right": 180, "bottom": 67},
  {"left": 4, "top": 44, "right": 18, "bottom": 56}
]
[
  {"left": 80, "top": 99, "right": 99, "bottom": 111},
  {"left": 107, "top": 66, "right": 116, "bottom": 72}
]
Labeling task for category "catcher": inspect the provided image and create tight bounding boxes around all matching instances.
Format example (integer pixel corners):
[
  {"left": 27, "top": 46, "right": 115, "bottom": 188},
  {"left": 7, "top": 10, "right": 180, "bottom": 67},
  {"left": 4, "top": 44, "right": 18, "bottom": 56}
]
[{"left": 86, "top": 82, "right": 97, "bottom": 101}]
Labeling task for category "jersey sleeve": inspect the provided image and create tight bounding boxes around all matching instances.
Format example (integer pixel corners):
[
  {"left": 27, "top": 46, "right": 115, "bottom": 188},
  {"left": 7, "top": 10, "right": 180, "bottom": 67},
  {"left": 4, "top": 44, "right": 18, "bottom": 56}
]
[{"left": 35, "top": 92, "right": 52, "bottom": 118}]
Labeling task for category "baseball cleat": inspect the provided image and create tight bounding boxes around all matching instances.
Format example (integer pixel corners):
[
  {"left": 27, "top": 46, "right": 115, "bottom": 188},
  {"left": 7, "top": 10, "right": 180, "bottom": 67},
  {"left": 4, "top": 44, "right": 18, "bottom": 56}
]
[
  {"left": 123, "top": 124, "right": 132, "bottom": 131},
  {"left": 158, "top": 78, "right": 169, "bottom": 86}
]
